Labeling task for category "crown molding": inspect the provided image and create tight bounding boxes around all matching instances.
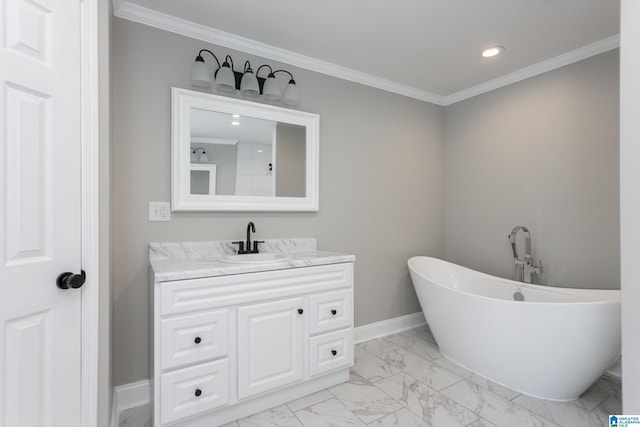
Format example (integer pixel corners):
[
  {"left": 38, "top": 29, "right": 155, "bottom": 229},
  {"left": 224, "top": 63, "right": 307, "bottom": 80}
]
[
  {"left": 444, "top": 34, "right": 620, "bottom": 105},
  {"left": 113, "top": 1, "right": 619, "bottom": 107},
  {"left": 191, "top": 137, "right": 238, "bottom": 145},
  {"left": 112, "top": 1, "right": 446, "bottom": 105}
]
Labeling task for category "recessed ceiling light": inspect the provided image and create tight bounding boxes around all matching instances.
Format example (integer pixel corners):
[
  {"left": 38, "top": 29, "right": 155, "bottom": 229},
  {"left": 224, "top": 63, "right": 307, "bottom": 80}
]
[
  {"left": 232, "top": 114, "right": 241, "bottom": 118},
  {"left": 482, "top": 46, "right": 505, "bottom": 58},
  {"left": 231, "top": 121, "right": 240, "bottom": 126}
]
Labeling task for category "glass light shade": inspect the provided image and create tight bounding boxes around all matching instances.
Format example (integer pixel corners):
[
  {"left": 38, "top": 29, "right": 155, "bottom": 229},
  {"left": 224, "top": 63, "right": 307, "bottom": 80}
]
[
  {"left": 240, "top": 71, "right": 260, "bottom": 97},
  {"left": 190, "top": 149, "right": 197, "bottom": 162},
  {"left": 199, "top": 152, "right": 208, "bottom": 162},
  {"left": 215, "top": 64, "right": 236, "bottom": 92},
  {"left": 262, "top": 74, "right": 281, "bottom": 101},
  {"left": 190, "top": 59, "right": 211, "bottom": 87},
  {"left": 282, "top": 80, "right": 299, "bottom": 106}
]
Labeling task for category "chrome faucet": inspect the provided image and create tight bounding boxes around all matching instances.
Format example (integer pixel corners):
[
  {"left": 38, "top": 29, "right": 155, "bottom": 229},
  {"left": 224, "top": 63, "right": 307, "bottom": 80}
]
[
  {"left": 233, "top": 221, "right": 263, "bottom": 254},
  {"left": 508, "top": 226, "right": 542, "bottom": 284}
]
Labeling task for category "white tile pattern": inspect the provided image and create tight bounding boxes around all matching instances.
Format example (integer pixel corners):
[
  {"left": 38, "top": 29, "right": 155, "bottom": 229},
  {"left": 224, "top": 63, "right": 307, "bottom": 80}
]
[
  {"left": 286, "top": 390, "right": 335, "bottom": 412},
  {"left": 374, "top": 373, "right": 478, "bottom": 426},
  {"left": 440, "top": 380, "right": 561, "bottom": 427},
  {"left": 120, "top": 325, "right": 620, "bottom": 427},
  {"left": 236, "top": 405, "right": 303, "bottom": 427},
  {"left": 328, "top": 373, "right": 405, "bottom": 423},
  {"left": 119, "top": 405, "right": 151, "bottom": 427},
  {"left": 367, "top": 408, "right": 429, "bottom": 427},
  {"left": 294, "top": 398, "right": 367, "bottom": 426}
]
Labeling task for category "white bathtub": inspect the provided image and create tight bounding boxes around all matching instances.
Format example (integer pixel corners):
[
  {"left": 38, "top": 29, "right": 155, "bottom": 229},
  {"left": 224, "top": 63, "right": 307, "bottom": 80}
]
[{"left": 407, "top": 256, "right": 621, "bottom": 401}]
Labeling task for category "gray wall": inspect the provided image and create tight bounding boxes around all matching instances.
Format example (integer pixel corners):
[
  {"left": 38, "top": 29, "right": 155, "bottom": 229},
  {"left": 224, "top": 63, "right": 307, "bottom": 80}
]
[
  {"left": 209, "top": 144, "right": 238, "bottom": 195},
  {"left": 276, "top": 123, "right": 306, "bottom": 197},
  {"left": 111, "top": 19, "right": 444, "bottom": 386},
  {"left": 443, "top": 50, "right": 620, "bottom": 288}
]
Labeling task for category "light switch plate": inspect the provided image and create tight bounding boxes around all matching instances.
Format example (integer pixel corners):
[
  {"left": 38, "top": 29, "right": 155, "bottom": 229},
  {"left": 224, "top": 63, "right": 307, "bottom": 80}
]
[{"left": 149, "top": 201, "right": 171, "bottom": 221}]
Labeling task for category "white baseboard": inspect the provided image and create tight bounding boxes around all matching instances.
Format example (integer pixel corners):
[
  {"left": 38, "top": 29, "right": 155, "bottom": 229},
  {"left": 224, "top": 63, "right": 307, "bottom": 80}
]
[
  {"left": 110, "top": 311, "right": 427, "bottom": 425},
  {"left": 354, "top": 311, "right": 426, "bottom": 344},
  {"left": 606, "top": 356, "right": 622, "bottom": 379},
  {"left": 111, "top": 391, "right": 118, "bottom": 427},
  {"left": 112, "top": 379, "right": 151, "bottom": 427}
]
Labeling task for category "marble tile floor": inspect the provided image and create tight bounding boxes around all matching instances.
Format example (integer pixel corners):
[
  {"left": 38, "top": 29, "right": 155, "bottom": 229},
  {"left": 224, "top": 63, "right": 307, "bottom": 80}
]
[{"left": 120, "top": 326, "right": 621, "bottom": 427}]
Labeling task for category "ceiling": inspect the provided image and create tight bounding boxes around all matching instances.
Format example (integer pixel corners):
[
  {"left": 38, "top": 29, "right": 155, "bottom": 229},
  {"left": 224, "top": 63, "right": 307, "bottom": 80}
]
[
  {"left": 191, "top": 108, "right": 274, "bottom": 145},
  {"left": 114, "top": 0, "right": 620, "bottom": 105}
]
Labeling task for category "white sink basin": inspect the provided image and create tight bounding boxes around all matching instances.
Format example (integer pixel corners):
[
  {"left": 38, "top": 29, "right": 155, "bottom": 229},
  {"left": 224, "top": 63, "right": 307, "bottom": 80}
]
[{"left": 220, "top": 253, "right": 290, "bottom": 264}]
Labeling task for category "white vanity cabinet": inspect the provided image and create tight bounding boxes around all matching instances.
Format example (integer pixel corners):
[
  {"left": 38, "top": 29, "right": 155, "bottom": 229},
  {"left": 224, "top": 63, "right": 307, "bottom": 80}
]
[{"left": 150, "top": 261, "right": 354, "bottom": 427}]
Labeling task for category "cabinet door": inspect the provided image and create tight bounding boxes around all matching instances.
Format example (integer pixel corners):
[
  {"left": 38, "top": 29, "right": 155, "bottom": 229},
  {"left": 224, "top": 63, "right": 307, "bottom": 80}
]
[{"left": 237, "top": 297, "right": 305, "bottom": 399}]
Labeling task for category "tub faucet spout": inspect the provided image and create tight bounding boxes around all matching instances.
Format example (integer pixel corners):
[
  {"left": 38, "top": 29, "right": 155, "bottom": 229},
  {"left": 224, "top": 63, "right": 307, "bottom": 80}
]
[{"left": 508, "top": 226, "right": 542, "bottom": 284}]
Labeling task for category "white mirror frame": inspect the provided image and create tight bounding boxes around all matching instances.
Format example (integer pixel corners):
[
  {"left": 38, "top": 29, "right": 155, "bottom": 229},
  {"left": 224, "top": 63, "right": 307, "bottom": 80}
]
[{"left": 171, "top": 87, "right": 319, "bottom": 211}]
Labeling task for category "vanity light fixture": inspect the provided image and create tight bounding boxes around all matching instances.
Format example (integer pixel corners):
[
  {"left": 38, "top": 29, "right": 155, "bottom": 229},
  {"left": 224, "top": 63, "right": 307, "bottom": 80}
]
[
  {"left": 190, "top": 49, "right": 299, "bottom": 106},
  {"left": 258, "top": 65, "right": 298, "bottom": 105},
  {"left": 215, "top": 56, "right": 236, "bottom": 92},
  {"left": 193, "top": 147, "right": 209, "bottom": 162},
  {"left": 482, "top": 46, "right": 505, "bottom": 58},
  {"left": 240, "top": 61, "right": 259, "bottom": 97}
]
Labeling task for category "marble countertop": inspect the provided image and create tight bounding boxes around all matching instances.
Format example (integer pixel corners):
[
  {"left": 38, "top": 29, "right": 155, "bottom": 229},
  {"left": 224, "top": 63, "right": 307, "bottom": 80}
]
[{"left": 150, "top": 238, "right": 355, "bottom": 282}]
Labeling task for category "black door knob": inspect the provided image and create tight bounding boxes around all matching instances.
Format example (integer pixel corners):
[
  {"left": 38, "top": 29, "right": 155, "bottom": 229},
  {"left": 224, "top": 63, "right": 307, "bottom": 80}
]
[
  {"left": 56, "top": 270, "right": 86, "bottom": 289},
  {"left": 195, "top": 388, "right": 202, "bottom": 397},
  {"left": 298, "top": 308, "right": 304, "bottom": 315},
  {"left": 331, "top": 350, "right": 337, "bottom": 356},
  {"left": 331, "top": 309, "right": 337, "bottom": 315},
  {"left": 194, "top": 337, "right": 202, "bottom": 344}
]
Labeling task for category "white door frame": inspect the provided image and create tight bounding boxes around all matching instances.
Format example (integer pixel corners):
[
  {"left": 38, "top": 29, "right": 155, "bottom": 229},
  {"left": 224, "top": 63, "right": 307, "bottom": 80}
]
[{"left": 80, "top": 0, "right": 100, "bottom": 425}]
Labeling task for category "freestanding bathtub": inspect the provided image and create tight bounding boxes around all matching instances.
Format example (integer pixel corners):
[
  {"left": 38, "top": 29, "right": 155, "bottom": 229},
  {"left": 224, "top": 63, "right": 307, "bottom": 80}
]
[{"left": 407, "top": 256, "right": 621, "bottom": 401}]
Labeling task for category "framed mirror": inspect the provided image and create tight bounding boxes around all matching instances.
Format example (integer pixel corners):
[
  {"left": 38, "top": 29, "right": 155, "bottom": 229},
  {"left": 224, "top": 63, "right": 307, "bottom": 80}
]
[{"left": 171, "top": 87, "right": 319, "bottom": 211}]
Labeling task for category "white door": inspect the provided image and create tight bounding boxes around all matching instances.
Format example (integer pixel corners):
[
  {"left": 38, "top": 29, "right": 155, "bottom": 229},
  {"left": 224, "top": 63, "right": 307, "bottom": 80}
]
[
  {"left": 237, "top": 297, "right": 305, "bottom": 399},
  {"left": 0, "top": 0, "right": 83, "bottom": 425}
]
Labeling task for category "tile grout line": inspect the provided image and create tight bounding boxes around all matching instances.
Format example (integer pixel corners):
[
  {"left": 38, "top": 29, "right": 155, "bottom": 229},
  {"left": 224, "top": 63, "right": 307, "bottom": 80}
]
[
  {"left": 290, "top": 406, "right": 306, "bottom": 427},
  {"left": 331, "top": 375, "right": 393, "bottom": 425}
]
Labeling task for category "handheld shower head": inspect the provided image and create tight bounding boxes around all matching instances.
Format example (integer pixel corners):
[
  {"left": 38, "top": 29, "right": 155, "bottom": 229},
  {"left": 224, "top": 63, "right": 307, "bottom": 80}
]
[{"left": 509, "top": 226, "right": 530, "bottom": 260}]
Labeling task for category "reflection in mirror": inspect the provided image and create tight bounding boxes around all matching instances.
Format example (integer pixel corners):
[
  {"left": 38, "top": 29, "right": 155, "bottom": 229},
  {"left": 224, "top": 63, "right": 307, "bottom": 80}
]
[
  {"left": 275, "top": 123, "right": 306, "bottom": 197},
  {"left": 189, "top": 109, "right": 306, "bottom": 198},
  {"left": 190, "top": 164, "right": 216, "bottom": 195},
  {"left": 172, "top": 88, "right": 319, "bottom": 211}
]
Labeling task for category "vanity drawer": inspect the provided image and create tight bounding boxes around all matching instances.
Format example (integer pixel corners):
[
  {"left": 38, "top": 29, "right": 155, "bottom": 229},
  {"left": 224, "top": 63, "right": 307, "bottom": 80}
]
[
  {"left": 160, "top": 359, "right": 230, "bottom": 425},
  {"left": 161, "top": 309, "right": 229, "bottom": 370},
  {"left": 309, "top": 289, "right": 352, "bottom": 335},
  {"left": 159, "top": 263, "right": 353, "bottom": 316},
  {"left": 309, "top": 328, "right": 353, "bottom": 377}
]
